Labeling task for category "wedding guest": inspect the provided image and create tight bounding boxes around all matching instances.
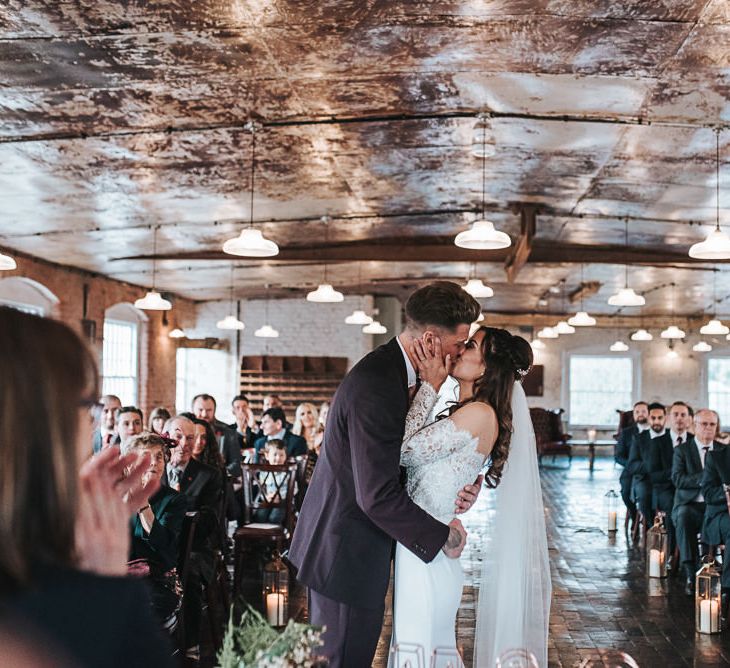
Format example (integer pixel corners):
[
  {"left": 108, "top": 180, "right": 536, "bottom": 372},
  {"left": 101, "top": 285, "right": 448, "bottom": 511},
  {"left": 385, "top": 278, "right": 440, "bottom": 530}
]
[
  {"left": 148, "top": 407, "right": 171, "bottom": 435},
  {"left": 230, "top": 393, "right": 258, "bottom": 448},
  {"left": 126, "top": 432, "right": 187, "bottom": 629},
  {"left": 253, "top": 407, "right": 307, "bottom": 462},
  {"left": 192, "top": 394, "right": 242, "bottom": 477},
  {"left": 615, "top": 401, "right": 649, "bottom": 525},
  {"left": 628, "top": 403, "right": 667, "bottom": 527},
  {"left": 252, "top": 440, "right": 292, "bottom": 525},
  {"left": 263, "top": 394, "right": 293, "bottom": 429},
  {"left": 179, "top": 412, "right": 225, "bottom": 472},
  {"left": 673, "top": 409, "right": 721, "bottom": 595},
  {"left": 292, "top": 402, "right": 320, "bottom": 451},
  {"left": 0, "top": 306, "right": 173, "bottom": 668},
  {"left": 115, "top": 406, "right": 144, "bottom": 451},
  {"left": 319, "top": 401, "right": 330, "bottom": 430},
  {"left": 92, "top": 393, "right": 121, "bottom": 453},
  {"left": 669, "top": 401, "right": 693, "bottom": 447}
]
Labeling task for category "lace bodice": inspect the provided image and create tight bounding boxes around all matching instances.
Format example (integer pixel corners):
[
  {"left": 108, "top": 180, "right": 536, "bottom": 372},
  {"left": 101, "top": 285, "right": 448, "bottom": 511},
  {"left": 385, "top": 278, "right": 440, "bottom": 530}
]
[{"left": 401, "top": 382, "right": 485, "bottom": 524}]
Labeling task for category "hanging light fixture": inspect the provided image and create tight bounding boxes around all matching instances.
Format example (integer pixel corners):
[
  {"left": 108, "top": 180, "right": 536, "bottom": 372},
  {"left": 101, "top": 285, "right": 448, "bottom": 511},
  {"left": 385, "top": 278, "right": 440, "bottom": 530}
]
[
  {"left": 363, "top": 320, "right": 387, "bottom": 334},
  {"left": 631, "top": 329, "right": 653, "bottom": 341},
  {"left": 217, "top": 263, "right": 245, "bottom": 330},
  {"left": 255, "top": 291, "right": 279, "bottom": 337},
  {"left": 463, "top": 278, "right": 494, "bottom": 298},
  {"left": 531, "top": 338, "right": 546, "bottom": 350},
  {"left": 169, "top": 327, "right": 186, "bottom": 339},
  {"left": 223, "top": 122, "right": 279, "bottom": 257},
  {"left": 666, "top": 340, "right": 679, "bottom": 358},
  {"left": 455, "top": 113, "right": 511, "bottom": 250},
  {"left": 470, "top": 112, "right": 496, "bottom": 158},
  {"left": 660, "top": 283, "right": 684, "bottom": 339},
  {"left": 0, "top": 250, "right": 16, "bottom": 270},
  {"left": 610, "top": 340, "right": 629, "bottom": 352},
  {"left": 689, "top": 129, "right": 730, "bottom": 259},
  {"left": 537, "top": 326, "right": 559, "bottom": 339},
  {"left": 568, "top": 264, "right": 597, "bottom": 326},
  {"left": 135, "top": 226, "right": 172, "bottom": 311},
  {"left": 693, "top": 341, "right": 713, "bottom": 352},
  {"left": 345, "top": 262, "right": 374, "bottom": 324},
  {"left": 608, "top": 220, "right": 645, "bottom": 306},
  {"left": 307, "top": 217, "right": 344, "bottom": 303},
  {"left": 700, "top": 271, "right": 729, "bottom": 334},
  {"left": 554, "top": 279, "right": 575, "bottom": 333}
]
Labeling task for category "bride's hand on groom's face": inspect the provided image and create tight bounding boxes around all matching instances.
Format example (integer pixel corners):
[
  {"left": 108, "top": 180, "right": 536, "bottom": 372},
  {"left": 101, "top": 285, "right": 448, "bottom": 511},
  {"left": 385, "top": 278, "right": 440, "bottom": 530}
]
[
  {"left": 442, "top": 518, "right": 467, "bottom": 559},
  {"left": 410, "top": 337, "right": 450, "bottom": 392}
]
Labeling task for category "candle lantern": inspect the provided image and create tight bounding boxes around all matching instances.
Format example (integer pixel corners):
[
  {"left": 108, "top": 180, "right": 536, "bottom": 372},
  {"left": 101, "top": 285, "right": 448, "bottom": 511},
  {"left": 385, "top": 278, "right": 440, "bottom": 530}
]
[
  {"left": 587, "top": 428, "right": 597, "bottom": 443},
  {"left": 696, "top": 557, "right": 722, "bottom": 634},
  {"left": 646, "top": 514, "right": 668, "bottom": 578},
  {"left": 262, "top": 551, "right": 289, "bottom": 627},
  {"left": 604, "top": 489, "right": 618, "bottom": 532}
]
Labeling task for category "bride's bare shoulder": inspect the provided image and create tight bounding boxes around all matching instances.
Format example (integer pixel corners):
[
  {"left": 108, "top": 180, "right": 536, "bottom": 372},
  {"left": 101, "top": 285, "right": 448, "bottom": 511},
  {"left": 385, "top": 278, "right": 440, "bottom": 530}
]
[{"left": 449, "top": 401, "right": 497, "bottom": 438}]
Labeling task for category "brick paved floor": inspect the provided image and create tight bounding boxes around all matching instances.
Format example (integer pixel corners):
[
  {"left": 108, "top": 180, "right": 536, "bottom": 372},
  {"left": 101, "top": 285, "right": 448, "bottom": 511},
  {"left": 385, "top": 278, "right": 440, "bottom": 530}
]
[{"left": 367, "top": 456, "right": 730, "bottom": 667}]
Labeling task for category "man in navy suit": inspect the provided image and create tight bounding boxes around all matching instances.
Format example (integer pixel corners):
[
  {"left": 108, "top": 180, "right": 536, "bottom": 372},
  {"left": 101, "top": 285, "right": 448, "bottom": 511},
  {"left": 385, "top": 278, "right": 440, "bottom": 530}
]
[
  {"left": 628, "top": 403, "right": 667, "bottom": 526},
  {"left": 289, "top": 282, "right": 483, "bottom": 668},
  {"left": 253, "top": 407, "right": 307, "bottom": 461},
  {"left": 615, "top": 401, "right": 649, "bottom": 524}
]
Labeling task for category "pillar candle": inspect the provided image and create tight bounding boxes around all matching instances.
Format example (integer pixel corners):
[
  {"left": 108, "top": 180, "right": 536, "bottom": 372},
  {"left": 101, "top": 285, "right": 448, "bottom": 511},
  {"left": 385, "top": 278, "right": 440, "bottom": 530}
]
[
  {"left": 700, "top": 599, "right": 719, "bottom": 633},
  {"left": 266, "top": 592, "right": 285, "bottom": 626},
  {"left": 649, "top": 549, "right": 663, "bottom": 577},
  {"left": 608, "top": 510, "right": 617, "bottom": 531}
]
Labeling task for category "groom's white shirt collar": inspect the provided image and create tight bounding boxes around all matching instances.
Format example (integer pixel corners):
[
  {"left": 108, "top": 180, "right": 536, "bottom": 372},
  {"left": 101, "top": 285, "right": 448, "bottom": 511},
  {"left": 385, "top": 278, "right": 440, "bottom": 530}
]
[{"left": 396, "top": 335, "right": 417, "bottom": 388}]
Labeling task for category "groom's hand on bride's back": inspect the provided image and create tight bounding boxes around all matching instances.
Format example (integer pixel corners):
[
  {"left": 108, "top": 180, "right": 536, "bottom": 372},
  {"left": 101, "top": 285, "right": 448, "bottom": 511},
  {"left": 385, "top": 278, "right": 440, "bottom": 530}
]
[
  {"left": 454, "top": 474, "right": 483, "bottom": 514},
  {"left": 442, "top": 518, "right": 467, "bottom": 558}
]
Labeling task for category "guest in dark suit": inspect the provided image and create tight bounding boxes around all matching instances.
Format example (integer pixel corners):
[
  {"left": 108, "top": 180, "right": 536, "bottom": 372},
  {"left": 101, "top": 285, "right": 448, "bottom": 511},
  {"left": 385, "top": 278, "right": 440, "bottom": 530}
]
[
  {"left": 0, "top": 306, "right": 174, "bottom": 668},
  {"left": 162, "top": 415, "right": 223, "bottom": 654},
  {"left": 253, "top": 407, "right": 308, "bottom": 461},
  {"left": 673, "top": 409, "right": 721, "bottom": 594},
  {"left": 701, "top": 441, "right": 730, "bottom": 593},
  {"left": 230, "top": 393, "right": 259, "bottom": 449},
  {"left": 91, "top": 393, "right": 121, "bottom": 454},
  {"left": 289, "top": 282, "right": 482, "bottom": 668},
  {"left": 192, "top": 393, "right": 243, "bottom": 477},
  {"left": 615, "top": 401, "right": 649, "bottom": 523},
  {"left": 115, "top": 405, "right": 144, "bottom": 451},
  {"left": 628, "top": 403, "right": 667, "bottom": 525},
  {"left": 646, "top": 426, "right": 679, "bottom": 559}
]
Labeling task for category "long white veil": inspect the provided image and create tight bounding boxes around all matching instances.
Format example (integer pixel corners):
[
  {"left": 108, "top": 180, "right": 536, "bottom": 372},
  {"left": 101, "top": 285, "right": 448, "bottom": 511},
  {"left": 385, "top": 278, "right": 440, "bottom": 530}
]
[{"left": 474, "top": 381, "right": 551, "bottom": 667}]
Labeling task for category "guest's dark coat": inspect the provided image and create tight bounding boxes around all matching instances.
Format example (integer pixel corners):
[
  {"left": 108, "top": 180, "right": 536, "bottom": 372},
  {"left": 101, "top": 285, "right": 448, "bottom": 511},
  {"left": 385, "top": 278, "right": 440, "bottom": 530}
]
[
  {"left": 229, "top": 422, "right": 258, "bottom": 450},
  {"left": 253, "top": 431, "right": 308, "bottom": 461},
  {"left": 129, "top": 486, "right": 187, "bottom": 572},
  {"left": 646, "top": 432, "right": 677, "bottom": 494},
  {"left": 700, "top": 445, "right": 730, "bottom": 545},
  {"left": 627, "top": 429, "right": 654, "bottom": 480},
  {"left": 288, "top": 337, "right": 449, "bottom": 610},
  {"left": 672, "top": 440, "right": 709, "bottom": 508},
  {"left": 212, "top": 419, "right": 243, "bottom": 477},
  {"left": 615, "top": 424, "right": 640, "bottom": 467}
]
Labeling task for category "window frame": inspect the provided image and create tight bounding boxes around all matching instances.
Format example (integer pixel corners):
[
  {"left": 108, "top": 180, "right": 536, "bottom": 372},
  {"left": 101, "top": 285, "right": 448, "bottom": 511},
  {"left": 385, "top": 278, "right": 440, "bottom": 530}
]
[
  {"left": 705, "top": 355, "right": 730, "bottom": 428},
  {"left": 102, "top": 303, "right": 146, "bottom": 406}
]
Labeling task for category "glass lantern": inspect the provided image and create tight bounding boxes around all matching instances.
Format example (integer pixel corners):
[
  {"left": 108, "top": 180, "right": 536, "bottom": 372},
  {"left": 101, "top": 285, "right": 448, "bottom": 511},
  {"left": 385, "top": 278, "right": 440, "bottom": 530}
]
[
  {"left": 696, "top": 557, "right": 722, "bottom": 634},
  {"left": 604, "top": 489, "right": 619, "bottom": 532},
  {"left": 262, "top": 551, "right": 289, "bottom": 627},
  {"left": 646, "top": 514, "right": 668, "bottom": 578}
]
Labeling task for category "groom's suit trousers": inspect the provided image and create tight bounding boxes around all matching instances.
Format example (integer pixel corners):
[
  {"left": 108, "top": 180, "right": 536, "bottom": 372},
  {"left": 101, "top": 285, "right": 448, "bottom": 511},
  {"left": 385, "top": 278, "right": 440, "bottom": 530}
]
[{"left": 308, "top": 588, "right": 384, "bottom": 668}]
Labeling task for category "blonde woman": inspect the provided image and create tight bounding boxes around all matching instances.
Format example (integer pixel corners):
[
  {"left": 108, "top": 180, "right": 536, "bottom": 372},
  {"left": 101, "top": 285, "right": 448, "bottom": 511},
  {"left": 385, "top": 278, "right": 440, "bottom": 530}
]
[{"left": 292, "top": 402, "right": 320, "bottom": 451}]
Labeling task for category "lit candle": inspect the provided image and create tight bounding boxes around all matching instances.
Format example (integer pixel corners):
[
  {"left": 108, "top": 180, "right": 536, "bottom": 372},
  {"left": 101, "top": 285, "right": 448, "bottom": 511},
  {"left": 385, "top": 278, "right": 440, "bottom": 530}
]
[
  {"left": 587, "top": 428, "right": 597, "bottom": 442},
  {"left": 700, "top": 599, "right": 720, "bottom": 633},
  {"left": 608, "top": 510, "right": 617, "bottom": 531},
  {"left": 649, "top": 549, "right": 663, "bottom": 577},
  {"left": 266, "top": 592, "right": 285, "bottom": 626}
]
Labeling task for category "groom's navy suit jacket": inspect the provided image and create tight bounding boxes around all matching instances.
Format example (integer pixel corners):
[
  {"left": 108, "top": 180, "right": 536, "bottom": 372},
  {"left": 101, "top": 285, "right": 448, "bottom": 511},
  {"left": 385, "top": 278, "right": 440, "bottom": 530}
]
[{"left": 288, "top": 337, "right": 449, "bottom": 609}]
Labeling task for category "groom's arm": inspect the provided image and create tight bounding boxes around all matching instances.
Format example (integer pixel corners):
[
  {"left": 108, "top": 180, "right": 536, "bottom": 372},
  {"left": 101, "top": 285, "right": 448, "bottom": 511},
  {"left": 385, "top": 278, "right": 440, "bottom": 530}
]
[{"left": 349, "top": 375, "right": 450, "bottom": 563}]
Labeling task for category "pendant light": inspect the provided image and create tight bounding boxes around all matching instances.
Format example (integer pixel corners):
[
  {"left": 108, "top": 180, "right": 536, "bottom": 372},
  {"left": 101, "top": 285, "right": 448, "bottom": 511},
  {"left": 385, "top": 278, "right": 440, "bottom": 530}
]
[
  {"left": 307, "top": 216, "right": 344, "bottom": 302},
  {"left": 693, "top": 341, "right": 712, "bottom": 352},
  {"left": 554, "top": 279, "right": 575, "bottom": 333},
  {"left": 363, "top": 320, "right": 387, "bottom": 334},
  {"left": 689, "top": 129, "right": 730, "bottom": 259},
  {"left": 537, "top": 326, "right": 558, "bottom": 339},
  {"left": 345, "top": 262, "right": 374, "bottom": 324},
  {"left": 0, "top": 250, "right": 16, "bottom": 270},
  {"left": 568, "top": 264, "right": 597, "bottom": 326},
  {"left": 454, "top": 113, "right": 511, "bottom": 250},
  {"left": 631, "top": 329, "right": 653, "bottom": 341},
  {"left": 217, "top": 264, "right": 245, "bottom": 330},
  {"left": 463, "top": 264, "right": 495, "bottom": 299},
  {"left": 223, "top": 122, "right": 279, "bottom": 257},
  {"left": 531, "top": 338, "right": 546, "bottom": 350},
  {"left": 608, "top": 220, "right": 645, "bottom": 306},
  {"left": 660, "top": 283, "right": 685, "bottom": 339},
  {"left": 700, "top": 270, "right": 729, "bottom": 334},
  {"left": 666, "top": 340, "right": 679, "bottom": 358},
  {"left": 610, "top": 340, "right": 629, "bottom": 352},
  {"left": 169, "top": 327, "right": 186, "bottom": 339},
  {"left": 255, "top": 292, "right": 279, "bottom": 337},
  {"left": 135, "top": 226, "right": 172, "bottom": 311}
]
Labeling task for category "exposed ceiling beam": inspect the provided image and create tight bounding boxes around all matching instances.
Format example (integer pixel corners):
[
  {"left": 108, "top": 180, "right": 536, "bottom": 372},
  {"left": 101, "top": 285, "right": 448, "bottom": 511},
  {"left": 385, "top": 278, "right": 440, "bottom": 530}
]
[
  {"left": 504, "top": 204, "right": 537, "bottom": 283},
  {"left": 568, "top": 281, "right": 602, "bottom": 304}
]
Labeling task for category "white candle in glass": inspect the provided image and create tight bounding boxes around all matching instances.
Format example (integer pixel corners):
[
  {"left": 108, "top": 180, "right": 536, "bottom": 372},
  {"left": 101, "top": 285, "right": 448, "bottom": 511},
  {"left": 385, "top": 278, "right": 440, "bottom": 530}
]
[
  {"left": 587, "top": 428, "right": 597, "bottom": 442},
  {"left": 700, "top": 599, "right": 719, "bottom": 633},
  {"left": 608, "top": 510, "right": 617, "bottom": 531},
  {"left": 266, "top": 592, "right": 285, "bottom": 626},
  {"left": 649, "top": 549, "right": 662, "bottom": 577}
]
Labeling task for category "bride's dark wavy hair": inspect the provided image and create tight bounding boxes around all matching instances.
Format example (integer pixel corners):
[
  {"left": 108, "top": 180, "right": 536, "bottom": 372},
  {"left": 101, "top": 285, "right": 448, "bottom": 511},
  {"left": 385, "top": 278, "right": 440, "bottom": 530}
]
[{"left": 448, "top": 327, "right": 533, "bottom": 489}]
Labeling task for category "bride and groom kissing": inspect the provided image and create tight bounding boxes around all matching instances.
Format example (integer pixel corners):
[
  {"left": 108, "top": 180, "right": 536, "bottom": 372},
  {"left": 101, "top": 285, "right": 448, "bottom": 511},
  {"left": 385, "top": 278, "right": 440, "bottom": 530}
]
[{"left": 289, "top": 281, "right": 551, "bottom": 667}]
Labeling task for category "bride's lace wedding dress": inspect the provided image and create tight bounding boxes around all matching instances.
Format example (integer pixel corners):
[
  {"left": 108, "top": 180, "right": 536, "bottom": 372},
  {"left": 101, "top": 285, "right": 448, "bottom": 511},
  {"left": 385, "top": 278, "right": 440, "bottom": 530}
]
[{"left": 391, "top": 381, "right": 485, "bottom": 660}]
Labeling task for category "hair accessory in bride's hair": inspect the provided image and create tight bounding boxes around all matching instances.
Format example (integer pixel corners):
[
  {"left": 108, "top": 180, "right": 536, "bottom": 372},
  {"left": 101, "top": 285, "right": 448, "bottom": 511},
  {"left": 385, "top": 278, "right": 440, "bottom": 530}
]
[{"left": 517, "top": 367, "right": 529, "bottom": 378}]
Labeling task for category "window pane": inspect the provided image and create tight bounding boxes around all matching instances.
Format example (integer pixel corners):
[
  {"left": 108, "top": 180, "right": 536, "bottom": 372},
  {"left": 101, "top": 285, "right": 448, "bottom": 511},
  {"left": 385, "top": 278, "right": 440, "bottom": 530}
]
[
  {"left": 708, "top": 358, "right": 730, "bottom": 427},
  {"left": 569, "top": 355, "right": 633, "bottom": 426},
  {"left": 102, "top": 319, "right": 138, "bottom": 405}
]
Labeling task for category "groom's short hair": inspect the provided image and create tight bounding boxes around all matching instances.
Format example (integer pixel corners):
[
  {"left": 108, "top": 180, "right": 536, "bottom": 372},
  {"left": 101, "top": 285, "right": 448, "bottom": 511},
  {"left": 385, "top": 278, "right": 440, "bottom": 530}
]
[{"left": 405, "top": 281, "right": 481, "bottom": 331}]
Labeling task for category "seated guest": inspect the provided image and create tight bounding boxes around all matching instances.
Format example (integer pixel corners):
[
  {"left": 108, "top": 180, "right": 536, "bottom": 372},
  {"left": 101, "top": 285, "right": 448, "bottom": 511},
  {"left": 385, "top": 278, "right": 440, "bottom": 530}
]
[
  {"left": 179, "top": 413, "right": 226, "bottom": 472},
  {"left": 162, "top": 415, "right": 223, "bottom": 657},
  {"left": 92, "top": 393, "right": 121, "bottom": 453},
  {"left": 116, "top": 406, "right": 144, "bottom": 451},
  {"left": 647, "top": 408, "right": 678, "bottom": 560},
  {"left": 673, "top": 409, "right": 721, "bottom": 595},
  {"left": 252, "top": 440, "right": 294, "bottom": 525},
  {"left": 148, "top": 406, "right": 171, "bottom": 435},
  {"left": 669, "top": 401, "right": 694, "bottom": 447},
  {"left": 701, "top": 439, "right": 730, "bottom": 612},
  {"left": 628, "top": 402, "right": 667, "bottom": 528},
  {"left": 0, "top": 306, "right": 173, "bottom": 668},
  {"left": 615, "top": 401, "right": 649, "bottom": 525},
  {"left": 254, "top": 407, "right": 307, "bottom": 462},
  {"left": 263, "top": 394, "right": 293, "bottom": 429},
  {"left": 192, "top": 393, "right": 242, "bottom": 477},
  {"left": 292, "top": 402, "right": 320, "bottom": 451},
  {"left": 230, "top": 393, "right": 259, "bottom": 449},
  {"left": 126, "top": 432, "right": 187, "bottom": 629}
]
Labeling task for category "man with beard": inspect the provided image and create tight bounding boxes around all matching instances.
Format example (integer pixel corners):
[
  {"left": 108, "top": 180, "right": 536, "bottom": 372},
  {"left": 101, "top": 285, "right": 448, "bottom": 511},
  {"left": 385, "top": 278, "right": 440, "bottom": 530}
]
[{"left": 615, "top": 401, "right": 649, "bottom": 525}]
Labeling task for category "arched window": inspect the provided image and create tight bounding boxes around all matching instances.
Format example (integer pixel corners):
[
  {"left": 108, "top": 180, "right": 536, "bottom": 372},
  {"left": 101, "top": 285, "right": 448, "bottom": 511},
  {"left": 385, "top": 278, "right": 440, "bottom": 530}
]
[
  {"left": 0, "top": 277, "right": 60, "bottom": 316},
  {"left": 102, "top": 303, "right": 147, "bottom": 405}
]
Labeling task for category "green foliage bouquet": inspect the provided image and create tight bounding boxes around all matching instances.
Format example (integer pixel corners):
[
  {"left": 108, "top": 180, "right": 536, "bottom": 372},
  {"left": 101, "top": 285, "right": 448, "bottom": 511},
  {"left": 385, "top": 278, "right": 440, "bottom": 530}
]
[{"left": 217, "top": 606, "right": 325, "bottom": 668}]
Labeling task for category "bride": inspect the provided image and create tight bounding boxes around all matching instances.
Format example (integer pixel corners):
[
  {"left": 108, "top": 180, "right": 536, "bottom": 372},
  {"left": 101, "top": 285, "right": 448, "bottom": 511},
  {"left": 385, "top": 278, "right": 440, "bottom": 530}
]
[{"left": 391, "top": 326, "right": 551, "bottom": 667}]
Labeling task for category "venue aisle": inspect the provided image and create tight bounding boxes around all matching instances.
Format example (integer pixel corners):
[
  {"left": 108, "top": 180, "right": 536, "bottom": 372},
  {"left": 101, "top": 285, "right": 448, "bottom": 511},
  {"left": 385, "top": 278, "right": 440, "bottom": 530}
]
[{"left": 367, "top": 456, "right": 730, "bottom": 667}]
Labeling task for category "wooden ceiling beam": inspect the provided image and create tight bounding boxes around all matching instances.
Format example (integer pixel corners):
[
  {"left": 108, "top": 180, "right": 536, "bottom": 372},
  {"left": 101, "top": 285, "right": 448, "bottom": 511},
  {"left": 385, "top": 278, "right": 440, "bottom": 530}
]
[
  {"left": 484, "top": 312, "right": 708, "bottom": 330},
  {"left": 504, "top": 204, "right": 537, "bottom": 283}
]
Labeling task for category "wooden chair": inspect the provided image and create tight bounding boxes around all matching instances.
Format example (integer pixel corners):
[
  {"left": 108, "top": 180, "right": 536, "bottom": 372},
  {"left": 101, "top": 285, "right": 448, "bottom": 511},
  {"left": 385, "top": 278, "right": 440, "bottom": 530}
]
[
  {"left": 529, "top": 407, "right": 572, "bottom": 463},
  {"left": 176, "top": 511, "right": 199, "bottom": 653},
  {"left": 293, "top": 454, "right": 309, "bottom": 513},
  {"left": 614, "top": 409, "right": 635, "bottom": 440},
  {"left": 233, "top": 462, "right": 298, "bottom": 597}
]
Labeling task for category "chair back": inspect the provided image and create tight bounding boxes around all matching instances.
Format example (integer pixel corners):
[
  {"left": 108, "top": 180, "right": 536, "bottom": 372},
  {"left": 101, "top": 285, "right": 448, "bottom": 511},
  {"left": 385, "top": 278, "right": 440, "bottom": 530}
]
[
  {"left": 614, "top": 409, "right": 635, "bottom": 439},
  {"left": 530, "top": 407, "right": 567, "bottom": 444},
  {"left": 241, "top": 462, "right": 298, "bottom": 533}
]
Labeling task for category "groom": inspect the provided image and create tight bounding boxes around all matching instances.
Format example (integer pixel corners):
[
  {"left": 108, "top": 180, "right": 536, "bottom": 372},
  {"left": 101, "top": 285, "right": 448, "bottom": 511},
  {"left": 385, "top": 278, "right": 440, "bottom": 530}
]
[{"left": 289, "top": 281, "right": 483, "bottom": 667}]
